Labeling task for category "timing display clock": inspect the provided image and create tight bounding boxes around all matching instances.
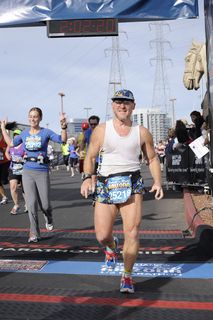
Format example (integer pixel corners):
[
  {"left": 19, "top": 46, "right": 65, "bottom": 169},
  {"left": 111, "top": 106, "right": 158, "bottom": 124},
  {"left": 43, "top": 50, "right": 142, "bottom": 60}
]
[{"left": 47, "top": 18, "right": 118, "bottom": 38}]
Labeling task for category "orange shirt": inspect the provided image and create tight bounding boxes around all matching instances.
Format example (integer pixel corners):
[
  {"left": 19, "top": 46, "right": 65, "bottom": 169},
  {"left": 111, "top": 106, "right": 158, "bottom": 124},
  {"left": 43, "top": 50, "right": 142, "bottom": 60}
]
[{"left": 0, "top": 136, "right": 9, "bottom": 164}]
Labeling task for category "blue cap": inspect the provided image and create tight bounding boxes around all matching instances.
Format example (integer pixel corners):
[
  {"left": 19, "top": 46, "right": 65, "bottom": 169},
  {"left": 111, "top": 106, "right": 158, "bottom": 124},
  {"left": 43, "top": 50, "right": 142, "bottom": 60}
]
[{"left": 111, "top": 89, "right": 135, "bottom": 101}]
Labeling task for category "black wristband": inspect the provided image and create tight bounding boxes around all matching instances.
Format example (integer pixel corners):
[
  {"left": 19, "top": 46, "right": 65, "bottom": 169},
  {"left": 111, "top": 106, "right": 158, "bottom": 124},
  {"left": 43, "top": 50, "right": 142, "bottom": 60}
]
[{"left": 82, "top": 173, "right": 92, "bottom": 181}]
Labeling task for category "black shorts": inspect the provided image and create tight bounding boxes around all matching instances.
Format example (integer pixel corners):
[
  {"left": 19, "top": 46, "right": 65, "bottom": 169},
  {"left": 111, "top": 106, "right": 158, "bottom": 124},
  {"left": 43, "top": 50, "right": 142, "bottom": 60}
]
[
  {"left": 158, "top": 155, "right": 165, "bottom": 164},
  {"left": 8, "top": 170, "right": 22, "bottom": 183},
  {"left": 8, "top": 170, "right": 24, "bottom": 193},
  {"left": 0, "top": 162, "right": 10, "bottom": 186},
  {"left": 63, "top": 155, "right": 69, "bottom": 166},
  {"left": 70, "top": 158, "right": 78, "bottom": 167}
]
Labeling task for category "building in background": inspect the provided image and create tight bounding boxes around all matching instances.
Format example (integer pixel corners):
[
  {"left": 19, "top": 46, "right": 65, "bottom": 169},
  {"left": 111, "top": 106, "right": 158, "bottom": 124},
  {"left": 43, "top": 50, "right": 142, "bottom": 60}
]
[
  {"left": 132, "top": 108, "right": 172, "bottom": 144},
  {"left": 68, "top": 118, "right": 88, "bottom": 138}
]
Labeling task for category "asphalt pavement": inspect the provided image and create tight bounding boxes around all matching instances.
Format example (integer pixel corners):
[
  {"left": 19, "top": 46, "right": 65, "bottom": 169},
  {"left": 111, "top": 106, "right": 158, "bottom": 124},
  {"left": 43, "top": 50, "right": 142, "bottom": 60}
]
[
  {"left": 0, "top": 163, "right": 187, "bottom": 232},
  {"left": 0, "top": 164, "right": 213, "bottom": 320}
]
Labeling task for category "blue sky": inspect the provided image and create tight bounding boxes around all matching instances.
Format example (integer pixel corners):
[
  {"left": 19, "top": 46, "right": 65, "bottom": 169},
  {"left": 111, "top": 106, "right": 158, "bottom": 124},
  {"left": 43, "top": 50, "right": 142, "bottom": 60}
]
[{"left": 0, "top": 0, "right": 205, "bottom": 133}]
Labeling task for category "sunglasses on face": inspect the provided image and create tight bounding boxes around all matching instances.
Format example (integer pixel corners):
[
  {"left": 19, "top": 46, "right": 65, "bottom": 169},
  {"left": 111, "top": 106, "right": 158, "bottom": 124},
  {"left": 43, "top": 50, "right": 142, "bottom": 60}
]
[
  {"left": 113, "top": 100, "right": 132, "bottom": 105},
  {"left": 90, "top": 122, "right": 98, "bottom": 126}
]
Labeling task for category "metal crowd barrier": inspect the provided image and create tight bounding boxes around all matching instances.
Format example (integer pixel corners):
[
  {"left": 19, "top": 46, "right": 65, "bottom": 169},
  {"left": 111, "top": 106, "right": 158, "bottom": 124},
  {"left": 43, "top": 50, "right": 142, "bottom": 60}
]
[{"left": 52, "top": 151, "right": 64, "bottom": 166}]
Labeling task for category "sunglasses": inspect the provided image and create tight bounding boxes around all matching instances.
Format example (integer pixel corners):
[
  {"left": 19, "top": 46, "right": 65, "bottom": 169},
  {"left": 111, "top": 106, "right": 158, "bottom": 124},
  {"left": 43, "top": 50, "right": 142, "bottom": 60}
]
[
  {"left": 113, "top": 99, "right": 132, "bottom": 105},
  {"left": 90, "top": 122, "right": 98, "bottom": 126}
]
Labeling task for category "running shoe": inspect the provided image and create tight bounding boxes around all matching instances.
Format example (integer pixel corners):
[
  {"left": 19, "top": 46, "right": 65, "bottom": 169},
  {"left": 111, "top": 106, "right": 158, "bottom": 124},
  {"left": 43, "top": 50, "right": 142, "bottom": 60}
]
[
  {"left": 44, "top": 216, "right": 54, "bottom": 231},
  {"left": 105, "top": 237, "right": 119, "bottom": 269},
  {"left": 10, "top": 205, "right": 20, "bottom": 215},
  {"left": 45, "top": 222, "right": 54, "bottom": 231},
  {"left": 28, "top": 234, "right": 41, "bottom": 243},
  {"left": 0, "top": 197, "right": 8, "bottom": 205},
  {"left": 120, "top": 274, "right": 135, "bottom": 294}
]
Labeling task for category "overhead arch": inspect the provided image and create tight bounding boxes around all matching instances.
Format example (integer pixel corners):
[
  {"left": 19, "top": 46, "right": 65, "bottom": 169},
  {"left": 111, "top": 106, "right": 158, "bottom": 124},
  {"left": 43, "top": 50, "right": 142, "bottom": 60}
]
[{"left": 0, "top": 1, "right": 198, "bottom": 27}]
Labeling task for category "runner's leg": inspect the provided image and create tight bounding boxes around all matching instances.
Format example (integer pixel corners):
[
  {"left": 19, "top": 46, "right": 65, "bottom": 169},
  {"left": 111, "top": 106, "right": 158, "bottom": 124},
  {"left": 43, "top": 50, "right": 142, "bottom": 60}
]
[
  {"left": 22, "top": 170, "right": 40, "bottom": 238},
  {"left": 119, "top": 194, "right": 143, "bottom": 272},
  {"left": 9, "top": 179, "right": 19, "bottom": 206},
  {"left": 94, "top": 202, "right": 118, "bottom": 247},
  {"left": 35, "top": 171, "right": 52, "bottom": 225}
]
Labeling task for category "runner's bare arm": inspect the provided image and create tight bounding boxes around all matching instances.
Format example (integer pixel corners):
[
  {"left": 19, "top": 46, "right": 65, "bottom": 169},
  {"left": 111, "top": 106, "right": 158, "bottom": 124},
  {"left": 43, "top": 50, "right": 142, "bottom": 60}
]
[
  {"left": 59, "top": 112, "right": 67, "bottom": 142},
  {"left": 5, "top": 146, "right": 11, "bottom": 161},
  {"left": 80, "top": 124, "right": 105, "bottom": 198},
  {"left": 0, "top": 120, "right": 14, "bottom": 147},
  {"left": 140, "top": 127, "right": 164, "bottom": 200}
]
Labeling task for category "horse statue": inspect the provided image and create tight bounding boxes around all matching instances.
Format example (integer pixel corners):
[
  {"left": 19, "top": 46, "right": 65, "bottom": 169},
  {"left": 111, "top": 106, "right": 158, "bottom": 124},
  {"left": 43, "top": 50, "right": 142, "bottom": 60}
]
[{"left": 183, "top": 41, "right": 207, "bottom": 90}]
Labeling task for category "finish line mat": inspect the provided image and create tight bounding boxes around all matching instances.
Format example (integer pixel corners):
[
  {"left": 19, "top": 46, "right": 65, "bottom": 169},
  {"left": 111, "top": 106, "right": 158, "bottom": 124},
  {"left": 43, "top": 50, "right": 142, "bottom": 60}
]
[
  {"left": 0, "top": 227, "right": 213, "bottom": 262},
  {"left": 0, "top": 259, "right": 47, "bottom": 271},
  {"left": 0, "top": 237, "right": 213, "bottom": 262},
  {"left": 1, "top": 259, "right": 213, "bottom": 279}
]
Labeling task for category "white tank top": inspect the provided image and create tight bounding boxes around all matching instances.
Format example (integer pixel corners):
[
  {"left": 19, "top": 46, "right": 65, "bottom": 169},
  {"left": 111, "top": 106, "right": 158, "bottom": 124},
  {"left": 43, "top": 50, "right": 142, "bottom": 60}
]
[{"left": 98, "top": 119, "right": 141, "bottom": 176}]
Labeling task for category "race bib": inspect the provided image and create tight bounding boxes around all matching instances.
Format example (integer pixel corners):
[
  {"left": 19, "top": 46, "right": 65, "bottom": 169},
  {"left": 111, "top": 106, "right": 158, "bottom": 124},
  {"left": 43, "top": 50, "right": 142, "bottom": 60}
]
[
  {"left": 107, "top": 175, "right": 132, "bottom": 204},
  {"left": 12, "top": 163, "right": 23, "bottom": 175},
  {"left": 25, "top": 135, "right": 42, "bottom": 151}
]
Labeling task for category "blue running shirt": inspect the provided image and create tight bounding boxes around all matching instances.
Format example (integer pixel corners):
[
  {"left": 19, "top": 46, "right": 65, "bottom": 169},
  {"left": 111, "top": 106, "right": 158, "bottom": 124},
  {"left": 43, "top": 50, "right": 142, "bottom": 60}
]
[{"left": 13, "top": 128, "right": 62, "bottom": 171}]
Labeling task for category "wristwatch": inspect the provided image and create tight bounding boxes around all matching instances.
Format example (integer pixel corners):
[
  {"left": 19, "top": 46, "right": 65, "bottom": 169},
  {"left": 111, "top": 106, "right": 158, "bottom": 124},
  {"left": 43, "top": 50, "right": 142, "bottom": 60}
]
[{"left": 82, "top": 173, "right": 92, "bottom": 181}]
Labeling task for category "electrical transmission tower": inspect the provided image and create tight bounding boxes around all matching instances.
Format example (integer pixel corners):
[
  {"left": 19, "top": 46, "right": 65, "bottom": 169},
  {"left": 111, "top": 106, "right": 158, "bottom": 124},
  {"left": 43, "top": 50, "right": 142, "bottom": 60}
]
[
  {"left": 149, "top": 22, "right": 172, "bottom": 114},
  {"left": 105, "top": 34, "right": 128, "bottom": 120}
]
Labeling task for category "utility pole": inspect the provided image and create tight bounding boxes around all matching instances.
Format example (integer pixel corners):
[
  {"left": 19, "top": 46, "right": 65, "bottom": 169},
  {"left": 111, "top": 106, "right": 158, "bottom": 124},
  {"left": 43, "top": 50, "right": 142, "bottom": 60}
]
[
  {"left": 169, "top": 98, "right": 176, "bottom": 127},
  {"left": 105, "top": 33, "right": 128, "bottom": 120},
  {"left": 149, "top": 22, "right": 172, "bottom": 113},
  {"left": 84, "top": 107, "right": 92, "bottom": 119},
  {"left": 58, "top": 92, "right": 65, "bottom": 113}
]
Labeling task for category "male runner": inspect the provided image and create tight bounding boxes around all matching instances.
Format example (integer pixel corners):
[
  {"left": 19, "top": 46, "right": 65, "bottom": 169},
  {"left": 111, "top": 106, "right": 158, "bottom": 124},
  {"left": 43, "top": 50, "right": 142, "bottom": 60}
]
[{"left": 81, "top": 89, "right": 163, "bottom": 293}]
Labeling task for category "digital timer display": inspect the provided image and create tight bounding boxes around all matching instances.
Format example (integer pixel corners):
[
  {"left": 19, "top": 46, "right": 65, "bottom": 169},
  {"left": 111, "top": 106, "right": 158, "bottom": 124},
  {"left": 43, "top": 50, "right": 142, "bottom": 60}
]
[{"left": 47, "top": 18, "right": 118, "bottom": 38}]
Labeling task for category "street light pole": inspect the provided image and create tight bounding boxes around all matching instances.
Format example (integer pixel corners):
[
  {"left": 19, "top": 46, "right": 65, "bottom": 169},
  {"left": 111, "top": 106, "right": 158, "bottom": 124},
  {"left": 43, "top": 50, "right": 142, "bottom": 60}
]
[
  {"left": 58, "top": 92, "right": 65, "bottom": 113},
  {"left": 169, "top": 98, "right": 176, "bottom": 127},
  {"left": 84, "top": 107, "right": 92, "bottom": 119}
]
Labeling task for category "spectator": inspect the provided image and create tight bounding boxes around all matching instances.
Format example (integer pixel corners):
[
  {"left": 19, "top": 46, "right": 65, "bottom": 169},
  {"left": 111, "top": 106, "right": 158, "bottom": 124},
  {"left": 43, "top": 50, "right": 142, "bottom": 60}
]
[
  {"left": 155, "top": 140, "right": 166, "bottom": 171},
  {"left": 202, "top": 115, "right": 210, "bottom": 146},
  {"left": 173, "top": 119, "right": 192, "bottom": 152},
  {"left": 190, "top": 110, "right": 205, "bottom": 139},
  {"left": 165, "top": 128, "right": 176, "bottom": 155}
]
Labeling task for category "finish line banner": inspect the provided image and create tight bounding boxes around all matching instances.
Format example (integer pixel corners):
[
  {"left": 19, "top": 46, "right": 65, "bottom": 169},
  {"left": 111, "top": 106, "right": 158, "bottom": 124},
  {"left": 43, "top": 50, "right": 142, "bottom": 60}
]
[{"left": 0, "top": 1, "right": 198, "bottom": 27}]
